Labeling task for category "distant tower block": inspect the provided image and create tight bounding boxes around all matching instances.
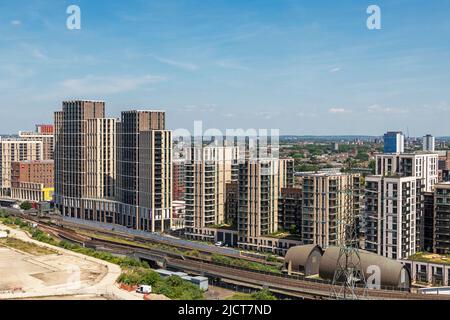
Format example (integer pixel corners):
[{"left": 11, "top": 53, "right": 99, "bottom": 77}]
[{"left": 423, "top": 134, "right": 435, "bottom": 152}]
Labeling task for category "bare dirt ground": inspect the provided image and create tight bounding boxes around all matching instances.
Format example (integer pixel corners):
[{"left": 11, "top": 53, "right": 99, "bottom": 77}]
[{"left": 0, "top": 223, "right": 150, "bottom": 300}]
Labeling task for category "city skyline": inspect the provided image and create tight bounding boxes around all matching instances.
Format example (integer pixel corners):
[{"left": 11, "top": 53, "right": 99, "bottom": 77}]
[{"left": 0, "top": 0, "right": 449, "bottom": 136}]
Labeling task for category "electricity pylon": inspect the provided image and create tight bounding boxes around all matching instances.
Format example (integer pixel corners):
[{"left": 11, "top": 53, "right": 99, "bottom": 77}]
[{"left": 330, "top": 175, "right": 367, "bottom": 300}]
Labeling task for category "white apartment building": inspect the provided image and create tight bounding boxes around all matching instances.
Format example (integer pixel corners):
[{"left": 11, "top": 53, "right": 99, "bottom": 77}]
[
  {"left": 375, "top": 152, "right": 438, "bottom": 192},
  {"left": 365, "top": 175, "right": 423, "bottom": 260},
  {"left": 184, "top": 146, "right": 238, "bottom": 240},
  {"left": 0, "top": 138, "right": 43, "bottom": 196}
]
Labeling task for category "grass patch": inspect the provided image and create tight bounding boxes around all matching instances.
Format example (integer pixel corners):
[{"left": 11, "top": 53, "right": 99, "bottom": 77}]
[
  {"left": 408, "top": 252, "right": 450, "bottom": 265},
  {"left": 118, "top": 268, "right": 204, "bottom": 300},
  {"left": 0, "top": 237, "right": 56, "bottom": 256},
  {"left": 226, "top": 289, "right": 277, "bottom": 300},
  {"left": 211, "top": 254, "right": 282, "bottom": 274}
]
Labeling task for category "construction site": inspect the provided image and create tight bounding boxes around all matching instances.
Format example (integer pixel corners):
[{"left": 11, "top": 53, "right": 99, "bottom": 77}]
[{"left": 0, "top": 222, "right": 159, "bottom": 300}]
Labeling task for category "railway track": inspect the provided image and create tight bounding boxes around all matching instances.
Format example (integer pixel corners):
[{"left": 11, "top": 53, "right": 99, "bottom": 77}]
[{"left": 8, "top": 212, "right": 450, "bottom": 300}]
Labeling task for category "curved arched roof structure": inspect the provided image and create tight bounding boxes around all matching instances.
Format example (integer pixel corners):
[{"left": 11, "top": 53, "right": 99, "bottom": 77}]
[
  {"left": 284, "top": 245, "right": 323, "bottom": 276},
  {"left": 319, "top": 246, "right": 411, "bottom": 289},
  {"left": 284, "top": 245, "right": 411, "bottom": 289}
]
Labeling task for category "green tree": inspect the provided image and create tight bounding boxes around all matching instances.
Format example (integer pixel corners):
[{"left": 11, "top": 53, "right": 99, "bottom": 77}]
[
  {"left": 251, "top": 289, "right": 277, "bottom": 300},
  {"left": 20, "top": 201, "right": 32, "bottom": 211}
]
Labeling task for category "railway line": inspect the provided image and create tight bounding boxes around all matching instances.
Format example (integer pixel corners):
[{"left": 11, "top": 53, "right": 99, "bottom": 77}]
[{"left": 5, "top": 211, "right": 450, "bottom": 300}]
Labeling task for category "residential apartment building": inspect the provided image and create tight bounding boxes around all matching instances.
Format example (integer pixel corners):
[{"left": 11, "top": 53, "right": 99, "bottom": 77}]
[
  {"left": 19, "top": 124, "right": 54, "bottom": 160},
  {"left": 422, "top": 192, "right": 435, "bottom": 252},
  {"left": 434, "top": 183, "right": 450, "bottom": 254},
  {"left": 55, "top": 103, "right": 173, "bottom": 232},
  {"left": 279, "top": 158, "right": 295, "bottom": 189},
  {"left": 278, "top": 187, "right": 302, "bottom": 234},
  {"left": 365, "top": 175, "right": 423, "bottom": 260},
  {"left": 11, "top": 160, "right": 54, "bottom": 202},
  {"left": 54, "top": 100, "right": 117, "bottom": 224},
  {"left": 423, "top": 134, "right": 435, "bottom": 152},
  {"left": 173, "top": 159, "right": 185, "bottom": 201},
  {"left": 225, "top": 181, "right": 238, "bottom": 226},
  {"left": 0, "top": 138, "right": 43, "bottom": 196},
  {"left": 116, "top": 110, "right": 172, "bottom": 232},
  {"left": 300, "top": 172, "right": 361, "bottom": 249},
  {"left": 375, "top": 152, "right": 438, "bottom": 192},
  {"left": 237, "top": 159, "right": 280, "bottom": 250},
  {"left": 184, "top": 146, "right": 237, "bottom": 240}
]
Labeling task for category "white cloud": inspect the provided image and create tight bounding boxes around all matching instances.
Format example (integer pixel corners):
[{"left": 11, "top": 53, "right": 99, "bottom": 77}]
[
  {"left": 255, "top": 111, "right": 279, "bottom": 120},
  {"left": 329, "top": 67, "right": 341, "bottom": 73},
  {"left": 328, "top": 108, "right": 348, "bottom": 114},
  {"left": 61, "top": 74, "right": 166, "bottom": 95},
  {"left": 11, "top": 20, "right": 21, "bottom": 27},
  {"left": 367, "top": 104, "right": 406, "bottom": 114},
  {"left": 153, "top": 56, "right": 198, "bottom": 71}
]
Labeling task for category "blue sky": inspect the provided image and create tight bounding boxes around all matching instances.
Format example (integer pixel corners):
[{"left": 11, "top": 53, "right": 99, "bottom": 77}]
[{"left": 0, "top": 0, "right": 449, "bottom": 135}]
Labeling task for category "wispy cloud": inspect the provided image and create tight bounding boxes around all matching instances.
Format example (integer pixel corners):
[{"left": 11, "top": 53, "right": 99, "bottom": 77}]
[
  {"left": 328, "top": 107, "right": 348, "bottom": 114},
  {"left": 329, "top": 67, "right": 341, "bottom": 73},
  {"left": 152, "top": 55, "right": 198, "bottom": 71},
  {"left": 255, "top": 111, "right": 279, "bottom": 120},
  {"left": 10, "top": 20, "right": 21, "bottom": 27},
  {"left": 61, "top": 74, "right": 166, "bottom": 95},
  {"left": 367, "top": 104, "right": 407, "bottom": 114}
]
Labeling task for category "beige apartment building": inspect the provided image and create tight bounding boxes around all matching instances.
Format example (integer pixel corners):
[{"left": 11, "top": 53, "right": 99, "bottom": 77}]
[
  {"left": 116, "top": 110, "right": 172, "bottom": 232},
  {"left": 237, "top": 159, "right": 280, "bottom": 249},
  {"left": 19, "top": 124, "right": 54, "bottom": 160},
  {"left": 54, "top": 100, "right": 117, "bottom": 223},
  {"left": 184, "top": 146, "right": 237, "bottom": 240},
  {"left": 300, "top": 172, "right": 361, "bottom": 249},
  {"left": 85, "top": 118, "right": 116, "bottom": 199},
  {"left": 0, "top": 138, "right": 43, "bottom": 196},
  {"left": 278, "top": 158, "right": 295, "bottom": 189}
]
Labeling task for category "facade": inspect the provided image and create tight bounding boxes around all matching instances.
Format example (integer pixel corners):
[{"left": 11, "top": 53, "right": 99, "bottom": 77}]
[
  {"left": 423, "top": 134, "right": 435, "bottom": 152},
  {"left": 54, "top": 101, "right": 118, "bottom": 224},
  {"left": 0, "top": 138, "right": 43, "bottom": 196},
  {"left": 19, "top": 124, "right": 54, "bottom": 160},
  {"left": 225, "top": 181, "right": 239, "bottom": 226},
  {"left": 278, "top": 158, "right": 295, "bottom": 189},
  {"left": 365, "top": 175, "right": 423, "bottom": 260},
  {"left": 237, "top": 159, "right": 280, "bottom": 249},
  {"left": 172, "top": 159, "right": 185, "bottom": 201},
  {"left": 434, "top": 183, "right": 450, "bottom": 254},
  {"left": 375, "top": 152, "right": 438, "bottom": 192},
  {"left": 11, "top": 160, "right": 54, "bottom": 202},
  {"left": 184, "top": 146, "right": 236, "bottom": 240},
  {"left": 422, "top": 192, "right": 435, "bottom": 252},
  {"left": 383, "top": 131, "right": 404, "bottom": 153},
  {"left": 278, "top": 187, "right": 302, "bottom": 234},
  {"left": 116, "top": 110, "right": 172, "bottom": 232},
  {"left": 55, "top": 103, "right": 172, "bottom": 232},
  {"left": 172, "top": 200, "right": 186, "bottom": 230},
  {"left": 300, "top": 172, "right": 361, "bottom": 249}
]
